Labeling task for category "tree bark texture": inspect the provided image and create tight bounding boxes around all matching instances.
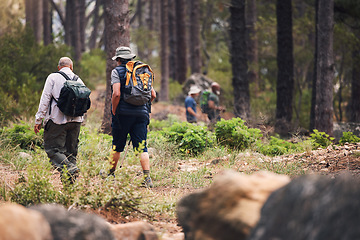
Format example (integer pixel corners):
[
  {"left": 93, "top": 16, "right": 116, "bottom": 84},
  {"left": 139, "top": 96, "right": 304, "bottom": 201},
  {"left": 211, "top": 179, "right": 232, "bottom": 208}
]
[
  {"left": 189, "top": 0, "right": 201, "bottom": 74},
  {"left": 43, "top": 0, "right": 52, "bottom": 45},
  {"left": 310, "top": 0, "right": 318, "bottom": 131},
  {"left": 160, "top": 0, "right": 169, "bottom": 101},
  {"left": 25, "top": 0, "right": 43, "bottom": 43},
  {"left": 275, "top": 0, "right": 294, "bottom": 135},
  {"left": 102, "top": 0, "right": 130, "bottom": 134},
  {"left": 246, "top": 0, "right": 259, "bottom": 95},
  {"left": 175, "top": 0, "right": 188, "bottom": 84},
  {"left": 230, "top": 0, "right": 250, "bottom": 120},
  {"left": 168, "top": 0, "right": 177, "bottom": 81},
  {"left": 89, "top": 0, "right": 102, "bottom": 49},
  {"left": 349, "top": 49, "right": 360, "bottom": 122},
  {"left": 314, "top": 0, "right": 334, "bottom": 135}
]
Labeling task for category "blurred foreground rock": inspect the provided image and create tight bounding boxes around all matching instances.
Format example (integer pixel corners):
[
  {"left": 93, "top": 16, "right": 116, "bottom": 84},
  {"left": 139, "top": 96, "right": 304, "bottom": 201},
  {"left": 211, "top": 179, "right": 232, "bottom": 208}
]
[
  {"left": 110, "top": 221, "right": 158, "bottom": 240},
  {"left": 30, "top": 204, "right": 115, "bottom": 240},
  {"left": 248, "top": 173, "right": 360, "bottom": 240},
  {"left": 0, "top": 204, "right": 52, "bottom": 240},
  {"left": 176, "top": 170, "right": 290, "bottom": 240}
]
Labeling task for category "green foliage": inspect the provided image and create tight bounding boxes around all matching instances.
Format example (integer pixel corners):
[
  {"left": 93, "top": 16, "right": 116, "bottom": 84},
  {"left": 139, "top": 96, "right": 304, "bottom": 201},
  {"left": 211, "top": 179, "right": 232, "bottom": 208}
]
[
  {"left": 0, "top": 27, "right": 72, "bottom": 126},
  {"left": 78, "top": 49, "right": 106, "bottom": 89},
  {"left": 339, "top": 131, "right": 360, "bottom": 145},
  {"left": 149, "top": 114, "right": 181, "bottom": 131},
  {"left": 256, "top": 136, "right": 305, "bottom": 156},
  {"left": 215, "top": 118, "right": 262, "bottom": 150},
  {"left": 10, "top": 160, "right": 57, "bottom": 206},
  {"left": 310, "top": 129, "right": 335, "bottom": 149},
  {"left": 162, "top": 122, "right": 214, "bottom": 156},
  {"left": 1, "top": 122, "right": 43, "bottom": 150}
]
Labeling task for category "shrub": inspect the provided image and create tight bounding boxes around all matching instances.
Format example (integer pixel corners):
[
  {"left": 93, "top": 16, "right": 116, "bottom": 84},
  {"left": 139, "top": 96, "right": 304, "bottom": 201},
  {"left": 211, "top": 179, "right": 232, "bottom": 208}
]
[
  {"left": 1, "top": 122, "right": 43, "bottom": 150},
  {"left": 256, "top": 136, "right": 304, "bottom": 156},
  {"left": 339, "top": 131, "right": 360, "bottom": 145},
  {"left": 0, "top": 27, "right": 72, "bottom": 125},
  {"left": 215, "top": 118, "right": 262, "bottom": 150},
  {"left": 310, "top": 129, "right": 334, "bottom": 149},
  {"left": 149, "top": 114, "right": 181, "bottom": 131},
  {"left": 162, "top": 122, "right": 214, "bottom": 156},
  {"left": 10, "top": 160, "right": 58, "bottom": 206}
]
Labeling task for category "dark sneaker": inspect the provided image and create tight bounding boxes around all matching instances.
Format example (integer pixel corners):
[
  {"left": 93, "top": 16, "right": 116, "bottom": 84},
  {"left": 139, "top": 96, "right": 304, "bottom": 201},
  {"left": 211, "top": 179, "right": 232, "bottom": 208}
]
[{"left": 142, "top": 176, "right": 154, "bottom": 188}]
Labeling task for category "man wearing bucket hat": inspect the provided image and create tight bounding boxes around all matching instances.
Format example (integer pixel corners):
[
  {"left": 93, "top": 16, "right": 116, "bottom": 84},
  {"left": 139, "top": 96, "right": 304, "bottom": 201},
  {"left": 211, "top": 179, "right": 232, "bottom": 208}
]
[
  {"left": 185, "top": 85, "right": 201, "bottom": 123},
  {"left": 103, "top": 46, "right": 156, "bottom": 188}
]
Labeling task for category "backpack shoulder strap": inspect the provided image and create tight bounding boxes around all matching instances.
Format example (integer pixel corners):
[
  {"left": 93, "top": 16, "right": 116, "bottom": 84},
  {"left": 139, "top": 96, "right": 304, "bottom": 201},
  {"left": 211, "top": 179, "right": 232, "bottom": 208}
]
[{"left": 56, "top": 71, "right": 78, "bottom": 81}]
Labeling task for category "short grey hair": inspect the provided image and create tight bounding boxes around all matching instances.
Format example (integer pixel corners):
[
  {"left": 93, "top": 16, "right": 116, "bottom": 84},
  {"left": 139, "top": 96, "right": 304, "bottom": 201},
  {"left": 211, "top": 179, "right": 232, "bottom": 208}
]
[{"left": 58, "top": 57, "right": 73, "bottom": 68}]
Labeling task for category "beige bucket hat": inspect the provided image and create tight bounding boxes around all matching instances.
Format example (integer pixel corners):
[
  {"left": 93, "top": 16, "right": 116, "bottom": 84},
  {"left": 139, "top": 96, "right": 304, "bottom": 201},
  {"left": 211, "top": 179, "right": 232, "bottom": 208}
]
[
  {"left": 188, "top": 85, "right": 201, "bottom": 95},
  {"left": 112, "top": 46, "right": 136, "bottom": 60}
]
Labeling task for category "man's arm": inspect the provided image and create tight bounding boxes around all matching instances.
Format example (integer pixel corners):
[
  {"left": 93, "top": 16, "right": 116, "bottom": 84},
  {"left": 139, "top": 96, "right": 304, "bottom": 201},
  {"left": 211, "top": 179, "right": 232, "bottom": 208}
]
[
  {"left": 112, "top": 83, "right": 121, "bottom": 115},
  {"left": 187, "top": 106, "right": 197, "bottom": 117},
  {"left": 34, "top": 75, "right": 53, "bottom": 133},
  {"left": 151, "top": 88, "right": 156, "bottom": 102}
]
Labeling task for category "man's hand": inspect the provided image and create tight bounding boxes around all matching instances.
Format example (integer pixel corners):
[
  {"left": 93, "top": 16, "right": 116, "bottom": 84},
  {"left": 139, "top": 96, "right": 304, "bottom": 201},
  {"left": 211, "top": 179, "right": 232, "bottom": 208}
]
[{"left": 34, "top": 124, "right": 41, "bottom": 134}]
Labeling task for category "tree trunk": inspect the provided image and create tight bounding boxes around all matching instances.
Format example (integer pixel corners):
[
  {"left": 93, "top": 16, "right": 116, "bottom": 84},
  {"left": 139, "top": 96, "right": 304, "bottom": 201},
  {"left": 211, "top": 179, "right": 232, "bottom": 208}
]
[
  {"left": 160, "top": 0, "right": 169, "bottom": 101},
  {"left": 148, "top": 0, "right": 154, "bottom": 31},
  {"left": 310, "top": 0, "right": 318, "bottom": 130},
  {"left": 246, "top": 0, "right": 259, "bottom": 95},
  {"left": 175, "top": 0, "right": 188, "bottom": 84},
  {"left": 230, "top": 0, "right": 250, "bottom": 120},
  {"left": 65, "top": 0, "right": 73, "bottom": 46},
  {"left": 25, "top": 0, "right": 43, "bottom": 43},
  {"left": 73, "top": 0, "right": 82, "bottom": 62},
  {"left": 79, "top": 0, "right": 86, "bottom": 53},
  {"left": 189, "top": 0, "right": 201, "bottom": 74},
  {"left": 313, "top": 0, "right": 335, "bottom": 135},
  {"left": 43, "top": 0, "right": 52, "bottom": 45},
  {"left": 275, "top": 0, "right": 294, "bottom": 136},
  {"left": 168, "top": 0, "right": 177, "bottom": 81},
  {"left": 89, "top": 0, "right": 102, "bottom": 49},
  {"left": 102, "top": 0, "right": 130, "bottom": 134},
  {"left": 349, "top": 48, "right": 360, "bottom": 122}
]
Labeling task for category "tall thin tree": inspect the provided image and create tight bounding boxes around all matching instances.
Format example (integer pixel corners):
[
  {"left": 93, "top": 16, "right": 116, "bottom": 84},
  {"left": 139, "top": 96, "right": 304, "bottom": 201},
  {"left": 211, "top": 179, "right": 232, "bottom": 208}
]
[
  {"left": 175, "top": 0, "right": 188, "bottom": 84},
  {"left": 189, "top": 0, "right": 201, "bottom": 74},
  {"left": 230, "top": 0, "right": 250, "bottom": 119},
  {"left": 43, "top": 0, "right": 51, "bottom": 45},
  {"left": 160, "top": 0, "right": 169, "bottom": 101},
  {"left": 168, "top": 0, "right": 177, "bottom": 81},
  {"left": 102, "top": 0, "right": 130, "bottom": 133},
  {"left": 312, "top": 0, "right": 335, "bottom": 135},
  {"left": 246, "top": 0, "right": 259, "bottom": 95},
  {"left": 275, "top": 0, "right": 294, "bottom": 135}
]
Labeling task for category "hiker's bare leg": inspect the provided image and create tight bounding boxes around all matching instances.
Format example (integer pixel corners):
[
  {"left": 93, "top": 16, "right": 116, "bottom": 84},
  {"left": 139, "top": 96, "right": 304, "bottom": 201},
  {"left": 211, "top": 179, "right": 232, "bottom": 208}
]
[
  {"left": 140, "top": 152, "right": 150, "bottom": 171},
  {"left": 110, "top": 151, "right": 120, "bottom": 172}
]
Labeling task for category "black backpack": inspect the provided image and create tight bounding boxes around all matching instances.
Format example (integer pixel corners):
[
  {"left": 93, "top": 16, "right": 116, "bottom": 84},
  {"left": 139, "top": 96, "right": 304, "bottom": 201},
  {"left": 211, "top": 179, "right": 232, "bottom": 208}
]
[
  {"left": 122, "top": 61, "right": 154, "bottom": 106},
  {"left": 54, "top": 71, "right": 91, "bottom": 117}
]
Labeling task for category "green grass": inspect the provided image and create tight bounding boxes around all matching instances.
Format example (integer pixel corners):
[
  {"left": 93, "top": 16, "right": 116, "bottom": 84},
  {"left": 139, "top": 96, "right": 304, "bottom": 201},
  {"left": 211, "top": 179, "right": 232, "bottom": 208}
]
[{"left": 0, "top": 112, "right": 313, "bottom": 222}]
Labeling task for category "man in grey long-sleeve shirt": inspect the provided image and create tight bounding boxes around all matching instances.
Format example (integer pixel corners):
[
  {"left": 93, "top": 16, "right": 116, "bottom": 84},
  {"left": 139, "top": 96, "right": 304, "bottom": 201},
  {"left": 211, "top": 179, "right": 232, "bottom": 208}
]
[{"left": 34, "top": 57, "right": 84, "bottom": 184}]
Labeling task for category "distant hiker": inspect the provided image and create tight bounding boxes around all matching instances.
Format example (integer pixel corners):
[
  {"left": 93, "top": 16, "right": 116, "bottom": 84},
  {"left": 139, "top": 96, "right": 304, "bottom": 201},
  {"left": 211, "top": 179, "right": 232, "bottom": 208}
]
[
  {"left": 185, "top": 85, "right": 201, "bottom": 123},
  {"left": 34, "top": 57, "right": 88, "bottom": 184},
  {"left": 207, "top": 82, "right": 225, "bottom": 123},
  {"left": 103, "top": 46, "right": 156, "bottom": 188}
]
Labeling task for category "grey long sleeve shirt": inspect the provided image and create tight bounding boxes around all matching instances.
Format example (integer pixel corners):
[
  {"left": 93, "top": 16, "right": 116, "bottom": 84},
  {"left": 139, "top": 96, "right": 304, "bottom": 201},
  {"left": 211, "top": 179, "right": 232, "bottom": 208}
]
[{"left": 35, "top": 67, "right": 84, "bottom": 125}]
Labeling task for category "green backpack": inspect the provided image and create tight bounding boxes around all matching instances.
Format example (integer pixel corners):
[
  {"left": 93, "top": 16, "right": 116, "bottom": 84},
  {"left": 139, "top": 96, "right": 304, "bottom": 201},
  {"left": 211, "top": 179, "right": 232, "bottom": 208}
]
[
  {"left": 55, "top": 71, "right": 91, "bottom": 117},
  {"left": 200, "top": 90, "right": 211, "bottom": 113}
]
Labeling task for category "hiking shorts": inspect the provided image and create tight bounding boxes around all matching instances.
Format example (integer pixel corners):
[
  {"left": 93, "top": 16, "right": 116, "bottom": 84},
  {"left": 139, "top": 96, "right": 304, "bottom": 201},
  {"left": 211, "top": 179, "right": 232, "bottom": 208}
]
[{"left": 112, "top": 115, "right": 149, "bottom": 153}]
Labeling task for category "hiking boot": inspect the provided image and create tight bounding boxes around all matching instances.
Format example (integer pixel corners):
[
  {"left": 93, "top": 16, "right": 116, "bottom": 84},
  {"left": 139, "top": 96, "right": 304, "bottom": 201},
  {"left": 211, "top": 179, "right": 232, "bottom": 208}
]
[{"left": 142, "top": 176, "right": 154, "bottom": 188}]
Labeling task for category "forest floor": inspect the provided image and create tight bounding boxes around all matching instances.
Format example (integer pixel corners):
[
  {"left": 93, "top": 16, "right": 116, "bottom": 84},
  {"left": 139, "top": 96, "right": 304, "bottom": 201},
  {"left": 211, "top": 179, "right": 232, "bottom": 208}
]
[{"left": 1, "top": 86, "right": 360, "bottom": 239}]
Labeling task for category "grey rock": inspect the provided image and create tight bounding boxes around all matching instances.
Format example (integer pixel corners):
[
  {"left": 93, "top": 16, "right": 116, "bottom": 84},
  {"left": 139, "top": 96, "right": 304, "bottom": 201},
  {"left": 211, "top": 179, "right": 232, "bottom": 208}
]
[
  {"left": 248, "top": 173, "right": 360, "bottom": 240},
  {"left": 29, "top": 204, "right": 115, "bottom": 240}
]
